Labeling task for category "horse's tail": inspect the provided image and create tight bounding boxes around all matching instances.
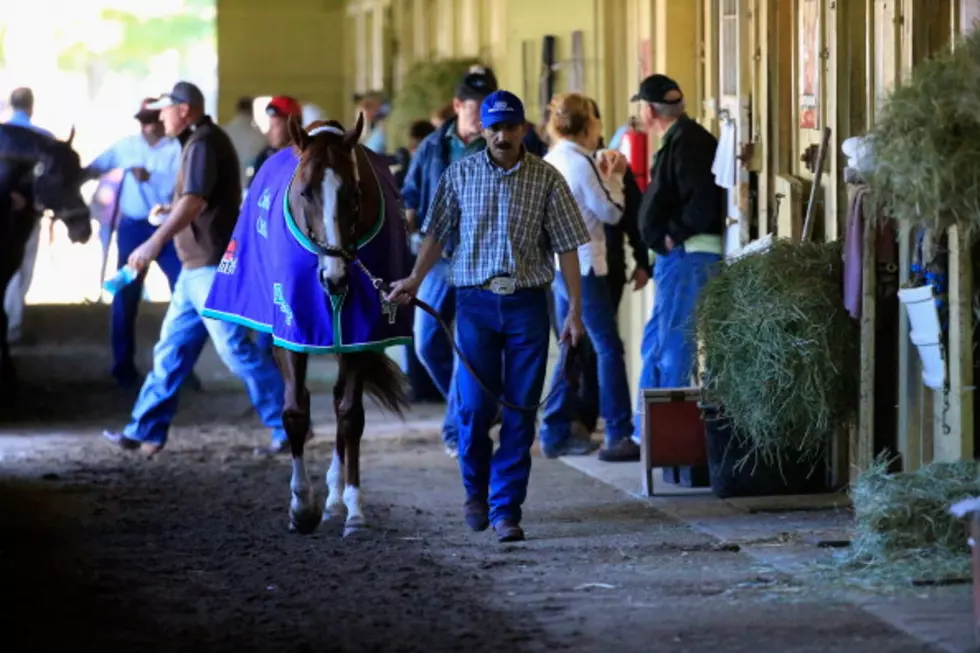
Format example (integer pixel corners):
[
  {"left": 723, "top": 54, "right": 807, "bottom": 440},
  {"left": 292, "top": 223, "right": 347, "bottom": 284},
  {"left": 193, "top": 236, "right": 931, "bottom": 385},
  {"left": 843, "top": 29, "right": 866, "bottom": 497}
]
[{"left": 342, "top": 351, "right": 410, "bottom": 417}]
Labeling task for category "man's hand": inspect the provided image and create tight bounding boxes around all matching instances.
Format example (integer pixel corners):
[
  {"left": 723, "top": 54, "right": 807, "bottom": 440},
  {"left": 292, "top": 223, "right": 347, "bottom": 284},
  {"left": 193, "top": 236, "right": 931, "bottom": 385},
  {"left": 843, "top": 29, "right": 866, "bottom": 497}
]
[
  {"left": 405, "top": 208, "right": 418, "bottom": 233},
  {"left": 128, "top": 238, "right": 162, "bottom": 273},
  {"left": 664, "top": 235, "right": 675, "bottom": 252},
  {"left": 149, "top": 204, "right": 171, "bottom": 218},
  {"left": 129, "top": 167, "right": 150, "bottom": 182},
  {"left": 385, "top": 275, "right": 421, "bottom": 305},
  {"left": 610, "top": 151, "right": 629, "bottom": 175},
  {"left": 630, "top": 267, "right": 650, "bottom": 291},
  {"left": 560, "top": 312, "right": 586, "bottom": 347}
]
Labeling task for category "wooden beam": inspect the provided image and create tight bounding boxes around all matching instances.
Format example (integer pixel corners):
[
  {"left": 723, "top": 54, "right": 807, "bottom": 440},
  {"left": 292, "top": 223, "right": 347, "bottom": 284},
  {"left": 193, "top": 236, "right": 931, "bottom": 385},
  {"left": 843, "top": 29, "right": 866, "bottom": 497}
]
[
  {"left": 933, "top": 224, "right": 975, "bottom": 462},
  {"left": 896, "top": 224, "right": 922, "bottom": 471},
  {"left": 853, "top": 189, "right": 876, "bottom": 484},
  {"left": 412, "top": 0, "right": 428, "bottom": 59}
]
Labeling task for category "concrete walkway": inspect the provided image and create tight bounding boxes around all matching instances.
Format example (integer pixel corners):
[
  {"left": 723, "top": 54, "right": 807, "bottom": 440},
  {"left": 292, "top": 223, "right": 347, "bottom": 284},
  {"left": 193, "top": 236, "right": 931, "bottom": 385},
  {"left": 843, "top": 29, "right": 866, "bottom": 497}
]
[{"left": 560, "top": 455, "right": 977, "bottom": 653}]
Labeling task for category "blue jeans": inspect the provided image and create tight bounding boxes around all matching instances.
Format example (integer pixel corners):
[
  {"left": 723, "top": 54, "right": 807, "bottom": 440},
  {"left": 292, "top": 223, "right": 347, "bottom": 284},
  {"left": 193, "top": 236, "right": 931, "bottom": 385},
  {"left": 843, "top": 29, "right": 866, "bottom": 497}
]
[
  {"left": 632, "top": 247, "right": 722, "bottom": 441},
  {"left": 112, "top": 217, "right": 182, "bottom": 384},
  {"left": 541, "top": 271, "right": 633, "bottom": 447},
  {"left": 124, "top": 266, "right": 287, "bottom": 447},
  {"left": 414, "top": 257, "right": 459, "bottom": 445},
  {"left": 455, "top": 287, "right": 550, "bottom": 525}
]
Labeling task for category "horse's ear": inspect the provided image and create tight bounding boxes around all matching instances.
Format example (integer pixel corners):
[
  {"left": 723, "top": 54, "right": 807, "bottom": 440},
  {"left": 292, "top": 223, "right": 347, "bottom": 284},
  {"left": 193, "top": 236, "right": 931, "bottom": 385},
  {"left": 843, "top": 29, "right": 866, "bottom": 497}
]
[
  {"left": 344, "top": 112, "right": 365, "bottom": 148},
  {"left": 66, "top": 125, "right": 76, "bottom": 147},
  {"left": 288, "top": 114, "right": 310, "bottom": 152}
]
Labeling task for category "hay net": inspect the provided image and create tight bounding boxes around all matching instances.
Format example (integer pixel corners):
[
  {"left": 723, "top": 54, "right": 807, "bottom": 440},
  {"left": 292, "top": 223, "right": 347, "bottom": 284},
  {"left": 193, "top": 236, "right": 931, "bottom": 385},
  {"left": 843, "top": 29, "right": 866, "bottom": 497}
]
[
  {"left": 866, "top": 29, "right": 980, "bottom": 235},
  {"left": 696, "top": 239, "right": 859, "bottom": 466}
]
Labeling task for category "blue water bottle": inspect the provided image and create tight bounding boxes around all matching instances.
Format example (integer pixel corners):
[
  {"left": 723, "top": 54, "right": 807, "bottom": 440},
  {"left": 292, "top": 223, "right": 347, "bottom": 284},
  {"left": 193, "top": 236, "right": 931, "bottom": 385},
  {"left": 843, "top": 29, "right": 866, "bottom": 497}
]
[{"left": 103, "top": 265, "right": 139, "bottom": 295}]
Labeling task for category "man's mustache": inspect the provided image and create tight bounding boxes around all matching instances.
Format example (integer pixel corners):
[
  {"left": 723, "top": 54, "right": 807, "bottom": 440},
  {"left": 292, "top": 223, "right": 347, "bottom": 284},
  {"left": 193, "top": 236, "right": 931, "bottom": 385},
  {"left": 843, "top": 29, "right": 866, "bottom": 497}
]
[{"left": 494, "top": 141, "right": 514, "bottom": 150}]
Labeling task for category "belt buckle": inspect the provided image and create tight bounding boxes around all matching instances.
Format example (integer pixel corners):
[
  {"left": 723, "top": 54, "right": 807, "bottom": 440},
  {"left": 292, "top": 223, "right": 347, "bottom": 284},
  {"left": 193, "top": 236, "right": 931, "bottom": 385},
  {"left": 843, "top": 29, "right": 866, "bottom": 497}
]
[{"left": 488, "top": 277, "right": 516, "bottom": 295}]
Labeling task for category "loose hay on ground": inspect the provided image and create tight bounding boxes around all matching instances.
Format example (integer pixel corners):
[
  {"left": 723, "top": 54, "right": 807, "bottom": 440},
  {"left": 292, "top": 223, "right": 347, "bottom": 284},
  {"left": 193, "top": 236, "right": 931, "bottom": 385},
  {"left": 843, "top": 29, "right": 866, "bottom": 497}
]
[
  {"left": 696, "top": 239, "right": 860, "bottom": 466},
  {"left": 832, "top": 455, "right": 980, "bottom": 587}
]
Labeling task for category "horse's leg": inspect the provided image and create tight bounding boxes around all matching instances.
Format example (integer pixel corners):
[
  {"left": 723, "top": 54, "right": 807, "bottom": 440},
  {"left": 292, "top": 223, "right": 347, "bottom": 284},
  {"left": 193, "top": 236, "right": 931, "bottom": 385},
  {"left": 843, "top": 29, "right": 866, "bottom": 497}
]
[
  {"left": 322, "top": 364, "right": 347, "bottom": 522},
  {"left": 338, "top": 355, "right": 367, "bottom": 538},
  {"left": 0, "top": 306, "right": 14, "bottom": 399},
  {"left": 0, "top": 266, "right": 17, "bottom": 400},
  {"left": 273, "top": 347, "right": 319, "bottom": 534}
]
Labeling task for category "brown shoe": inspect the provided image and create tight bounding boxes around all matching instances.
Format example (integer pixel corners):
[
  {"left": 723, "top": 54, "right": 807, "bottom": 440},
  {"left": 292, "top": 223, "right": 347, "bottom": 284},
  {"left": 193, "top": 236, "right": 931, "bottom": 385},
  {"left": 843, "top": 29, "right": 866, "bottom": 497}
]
[
  {"left": 492, "top": 519, "right": 525, "bottom": 542},
  {"left": 464, "top": 498, "right": 489, "bottom": 532},
  {"left": 598, "top": 438, "right": 641, "bottom": 463}
]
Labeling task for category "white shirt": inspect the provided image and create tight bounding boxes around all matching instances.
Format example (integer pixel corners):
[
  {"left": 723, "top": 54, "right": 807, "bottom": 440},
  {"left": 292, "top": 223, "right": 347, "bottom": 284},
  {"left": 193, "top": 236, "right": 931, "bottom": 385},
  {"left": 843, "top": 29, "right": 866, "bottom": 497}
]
[
  {"left": 544, "top": 139, "right": 625, "bottom": 276},
  {"left": 222, "top": 114, "right": 267, "bottom": 188}
]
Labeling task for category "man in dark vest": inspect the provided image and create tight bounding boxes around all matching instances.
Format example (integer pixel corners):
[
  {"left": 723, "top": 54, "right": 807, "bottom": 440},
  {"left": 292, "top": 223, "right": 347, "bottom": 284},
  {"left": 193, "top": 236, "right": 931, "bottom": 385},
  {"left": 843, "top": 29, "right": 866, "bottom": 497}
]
[{"left": 102, "top": 81, "right": 291, "bottom": 457}]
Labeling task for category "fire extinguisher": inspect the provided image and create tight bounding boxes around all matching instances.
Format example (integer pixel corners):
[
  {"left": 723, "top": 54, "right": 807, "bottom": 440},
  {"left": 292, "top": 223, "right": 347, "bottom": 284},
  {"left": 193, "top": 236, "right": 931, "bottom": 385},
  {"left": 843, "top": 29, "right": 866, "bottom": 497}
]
[{"left": 618, "top": 116, "right": 650, "bottom": 192}]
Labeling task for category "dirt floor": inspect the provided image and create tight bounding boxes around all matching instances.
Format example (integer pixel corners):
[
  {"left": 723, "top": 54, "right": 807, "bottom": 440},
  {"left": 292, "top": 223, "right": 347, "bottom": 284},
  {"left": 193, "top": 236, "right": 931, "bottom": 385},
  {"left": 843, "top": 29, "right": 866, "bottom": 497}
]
[{"left": 0, "top": 304, "right": 944, "bottom": 652}]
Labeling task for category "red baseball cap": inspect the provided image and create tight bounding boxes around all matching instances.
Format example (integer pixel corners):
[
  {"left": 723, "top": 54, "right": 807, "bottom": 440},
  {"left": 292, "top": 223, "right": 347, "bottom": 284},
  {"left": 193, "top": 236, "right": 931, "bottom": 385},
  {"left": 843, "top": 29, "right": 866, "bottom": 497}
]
[{"left": 266, "top": 96, "right": 302, "bottom": 118}]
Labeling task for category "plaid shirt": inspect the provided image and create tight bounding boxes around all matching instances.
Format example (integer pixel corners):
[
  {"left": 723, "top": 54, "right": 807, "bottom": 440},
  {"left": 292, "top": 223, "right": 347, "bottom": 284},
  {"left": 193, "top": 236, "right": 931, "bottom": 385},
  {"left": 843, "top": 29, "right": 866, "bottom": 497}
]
[{"left": 422, "top": 149, "right": 591, "bottom": 289}]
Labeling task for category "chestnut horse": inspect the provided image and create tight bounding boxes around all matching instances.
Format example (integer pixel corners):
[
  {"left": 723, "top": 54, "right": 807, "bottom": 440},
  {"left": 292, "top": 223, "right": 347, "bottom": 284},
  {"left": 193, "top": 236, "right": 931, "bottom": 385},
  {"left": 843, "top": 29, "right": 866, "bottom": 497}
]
[
  {"left": 203, "top": 114, "right": 411, "bottom": 536},
  {"left": 1, "top": 124, "right": 91, "bottom": 401}
]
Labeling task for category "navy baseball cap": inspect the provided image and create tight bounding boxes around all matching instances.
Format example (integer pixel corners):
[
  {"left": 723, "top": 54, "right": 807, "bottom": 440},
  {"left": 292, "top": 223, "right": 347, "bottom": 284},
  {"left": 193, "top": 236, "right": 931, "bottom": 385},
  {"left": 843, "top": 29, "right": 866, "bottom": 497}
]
[
  {"left": 481, "top": 90, "right": 525, "bottom": 129},
  {"left": 630, "top": 74, "right": 683, "bottom": 104},
  {"left": 456, "top": 70, "right": 498, "bottom": 102},
  {"left": 146, "top": 81, "right": 205, "bottom": 111}
]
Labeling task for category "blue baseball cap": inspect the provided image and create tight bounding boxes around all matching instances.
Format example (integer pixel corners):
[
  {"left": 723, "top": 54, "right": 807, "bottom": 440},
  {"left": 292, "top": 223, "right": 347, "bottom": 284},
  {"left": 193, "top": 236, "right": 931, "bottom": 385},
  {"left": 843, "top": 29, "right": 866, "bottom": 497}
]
[{"left": 481, "top": 90, "right": 526, "bottom": 129}]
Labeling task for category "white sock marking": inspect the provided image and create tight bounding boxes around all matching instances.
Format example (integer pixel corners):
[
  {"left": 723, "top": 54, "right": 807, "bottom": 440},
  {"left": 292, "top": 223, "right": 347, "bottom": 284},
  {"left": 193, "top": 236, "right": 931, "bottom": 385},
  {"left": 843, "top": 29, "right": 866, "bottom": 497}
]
[
  {"left": 343, "top": 485, "right": 364, "bottom": 524},
  {"left": 324, "top": 451, "right": 345, "bottom": 515},
  {"left": 319, "top": 169, "right": 346, "bottom": 284}
]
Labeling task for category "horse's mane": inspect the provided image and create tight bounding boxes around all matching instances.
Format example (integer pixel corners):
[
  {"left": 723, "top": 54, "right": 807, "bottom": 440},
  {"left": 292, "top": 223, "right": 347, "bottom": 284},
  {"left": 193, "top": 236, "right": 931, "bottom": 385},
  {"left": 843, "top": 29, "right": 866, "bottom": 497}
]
[
  {"left": 297, "top": 119, "right": 357, "bottom": 190},
  {"left": 0, "top": 123, "right": 60, "bottom": 162}
]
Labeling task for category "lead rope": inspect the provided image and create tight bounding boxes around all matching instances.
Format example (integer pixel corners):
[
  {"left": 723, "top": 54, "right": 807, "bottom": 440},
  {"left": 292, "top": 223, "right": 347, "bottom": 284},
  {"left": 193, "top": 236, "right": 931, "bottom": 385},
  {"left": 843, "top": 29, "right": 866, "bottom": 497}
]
[{"left": 346, "top": 255, "right": 579, "bottom": 413}]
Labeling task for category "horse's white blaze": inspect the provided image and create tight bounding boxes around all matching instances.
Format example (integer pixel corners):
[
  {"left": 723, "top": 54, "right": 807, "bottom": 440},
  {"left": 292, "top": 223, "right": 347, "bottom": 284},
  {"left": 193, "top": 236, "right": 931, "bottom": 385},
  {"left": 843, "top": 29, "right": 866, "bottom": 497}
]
[
  {"left": 343, "top": 485, "right": 364, "bottom": 524},
  {"left": 319, "top": 169, "right": 346, "bottom": 283},
  {"left": 324, "top": 451, "right": 345, "bottom": 516},
  {"left": 290, "top": 456, "right": 314, "bottom": 515}
]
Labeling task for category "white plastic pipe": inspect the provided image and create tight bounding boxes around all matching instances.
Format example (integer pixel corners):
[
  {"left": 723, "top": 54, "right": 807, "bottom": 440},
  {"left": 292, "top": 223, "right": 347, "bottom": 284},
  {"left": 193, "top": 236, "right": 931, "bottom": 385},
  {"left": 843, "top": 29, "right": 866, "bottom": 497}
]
[{"left": 897, "top": 284, "right": 946, "bottom": 390}]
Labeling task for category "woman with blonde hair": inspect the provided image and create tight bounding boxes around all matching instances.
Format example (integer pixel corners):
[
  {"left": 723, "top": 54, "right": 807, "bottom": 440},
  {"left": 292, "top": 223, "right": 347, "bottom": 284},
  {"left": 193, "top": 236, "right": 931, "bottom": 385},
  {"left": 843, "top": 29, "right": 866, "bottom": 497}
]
[{"left": 539, "top": 93, "right": 638, "bottom": 462}]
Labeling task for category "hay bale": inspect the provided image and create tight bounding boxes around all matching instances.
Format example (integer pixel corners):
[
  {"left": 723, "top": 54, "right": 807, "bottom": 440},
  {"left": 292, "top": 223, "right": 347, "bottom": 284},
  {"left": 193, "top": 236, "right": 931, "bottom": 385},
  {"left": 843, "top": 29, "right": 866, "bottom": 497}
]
[
  {"left": 841, "top": 455, "right": 980, "bottom": 582},
  {"left": 867, "top": 29, "right": 980, "bottom": 234},
  {"left": 696, "top": 239, "right": 859, "bottom": 465}
]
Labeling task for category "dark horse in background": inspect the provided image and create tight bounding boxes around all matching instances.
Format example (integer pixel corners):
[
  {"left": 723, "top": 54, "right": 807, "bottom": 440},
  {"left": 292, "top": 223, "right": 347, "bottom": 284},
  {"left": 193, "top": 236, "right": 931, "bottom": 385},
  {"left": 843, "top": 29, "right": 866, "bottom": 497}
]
[{"left": 1, "top": 124, "right": 92, "bottom": 401}]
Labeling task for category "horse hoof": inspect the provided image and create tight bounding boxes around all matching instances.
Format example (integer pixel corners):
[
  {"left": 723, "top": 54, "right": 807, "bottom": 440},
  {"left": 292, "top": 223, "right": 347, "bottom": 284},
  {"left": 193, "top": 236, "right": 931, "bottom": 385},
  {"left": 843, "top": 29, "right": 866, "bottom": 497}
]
[
  {"left": 343, "top": 521, "right": 369, "bottom": 538},
  {"left": 289, "top": 510, "right": 321, "bottom": 535},
  {"left": 322, "top": 503, "right": 346, "bottom": 522}
]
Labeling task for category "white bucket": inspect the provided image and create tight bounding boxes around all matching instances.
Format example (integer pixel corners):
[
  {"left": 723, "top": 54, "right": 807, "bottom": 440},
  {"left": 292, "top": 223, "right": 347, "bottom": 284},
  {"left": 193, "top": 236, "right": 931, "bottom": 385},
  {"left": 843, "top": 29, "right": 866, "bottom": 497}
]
[{"left": 897, "top": 284, "right": 946, "bottom": 390}]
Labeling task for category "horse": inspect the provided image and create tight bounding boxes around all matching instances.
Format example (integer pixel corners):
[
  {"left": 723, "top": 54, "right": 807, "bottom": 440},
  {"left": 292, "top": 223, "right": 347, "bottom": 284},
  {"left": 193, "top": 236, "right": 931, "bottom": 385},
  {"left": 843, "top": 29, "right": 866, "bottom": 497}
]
[
  {"left": 0, "top": 124, "right": 92, "bottom": 399},
  {"left": 203, "top": 113, "right": 413, "bottom": 537}
]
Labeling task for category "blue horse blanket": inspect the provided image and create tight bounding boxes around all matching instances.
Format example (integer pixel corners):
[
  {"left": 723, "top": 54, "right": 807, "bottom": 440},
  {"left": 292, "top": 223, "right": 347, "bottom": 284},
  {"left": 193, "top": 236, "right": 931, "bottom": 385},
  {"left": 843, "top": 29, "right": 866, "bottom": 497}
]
[{"left": 202, "top": 146, "right": 413, "bottom": 355}]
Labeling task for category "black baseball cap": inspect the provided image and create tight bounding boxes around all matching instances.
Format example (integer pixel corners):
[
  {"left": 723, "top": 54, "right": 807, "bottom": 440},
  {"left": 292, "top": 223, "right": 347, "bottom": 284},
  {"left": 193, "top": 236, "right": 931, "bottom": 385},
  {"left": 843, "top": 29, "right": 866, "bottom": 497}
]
[
  {"left": 455, "top": 70, "right": 498, "bottom": 102},
  {"left": 630, "top": 74, "right": 683, "bottom": 104},
  {"left": 146, "top": 81, "right": 206, "bottom": 111}
]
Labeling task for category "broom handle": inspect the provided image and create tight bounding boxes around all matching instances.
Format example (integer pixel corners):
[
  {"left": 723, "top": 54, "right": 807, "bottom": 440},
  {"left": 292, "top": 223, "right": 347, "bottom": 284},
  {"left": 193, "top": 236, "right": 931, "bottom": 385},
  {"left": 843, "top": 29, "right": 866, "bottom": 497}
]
[{"left": 802, "top": 126, "right": 832, "bottom": 243}]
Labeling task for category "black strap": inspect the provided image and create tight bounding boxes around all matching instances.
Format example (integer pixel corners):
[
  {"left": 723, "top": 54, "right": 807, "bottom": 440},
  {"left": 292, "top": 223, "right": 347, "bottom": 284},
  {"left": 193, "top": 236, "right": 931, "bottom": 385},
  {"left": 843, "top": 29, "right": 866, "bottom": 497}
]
[{"left": 575, "top": 150, "right": 624, "bottom": 213}]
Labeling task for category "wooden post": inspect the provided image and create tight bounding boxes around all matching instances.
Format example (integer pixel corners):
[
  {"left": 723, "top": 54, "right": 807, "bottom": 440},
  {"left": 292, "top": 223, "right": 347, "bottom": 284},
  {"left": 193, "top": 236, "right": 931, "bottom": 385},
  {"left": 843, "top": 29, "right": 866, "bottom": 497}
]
[
  {"left": 851, "top": 189, "right": 877, "bottom": 484},
  {"left": 933, "top": 224, "right": 974, "bottom": 462}
]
